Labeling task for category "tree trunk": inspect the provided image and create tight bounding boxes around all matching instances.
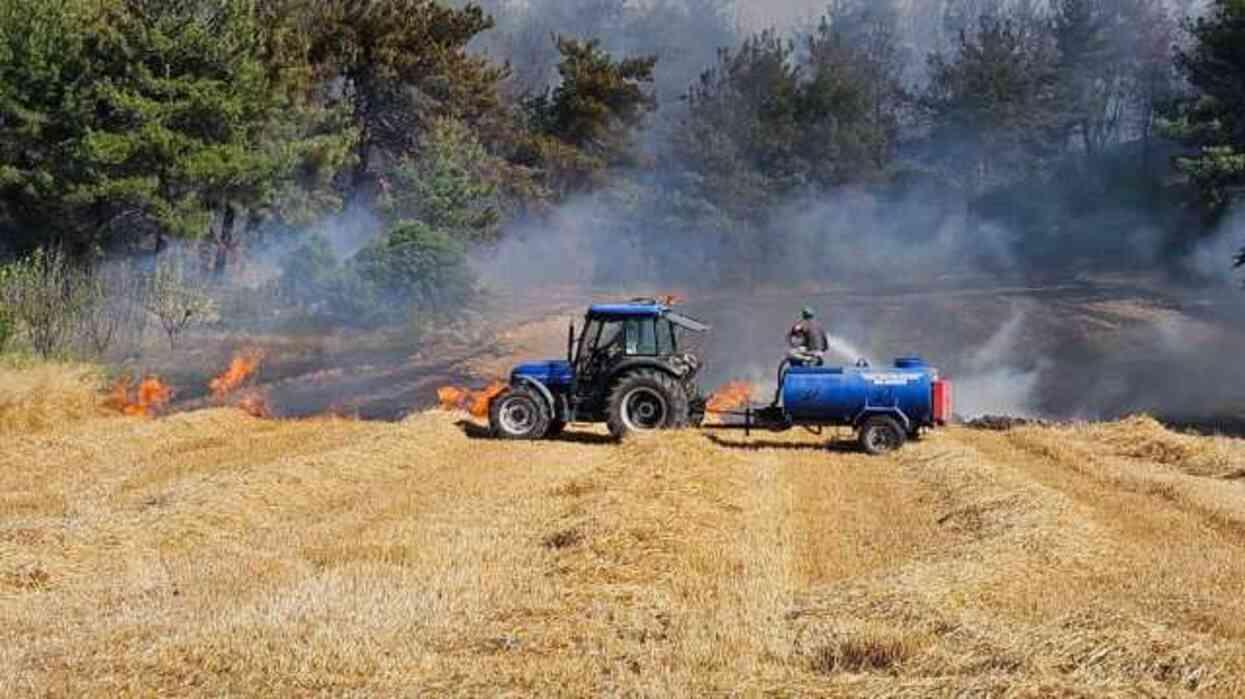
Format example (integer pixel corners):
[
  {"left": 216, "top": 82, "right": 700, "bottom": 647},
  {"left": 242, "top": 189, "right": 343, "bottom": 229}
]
[{"left": 213, "top": 203, "right": 236, "bottom": 278}]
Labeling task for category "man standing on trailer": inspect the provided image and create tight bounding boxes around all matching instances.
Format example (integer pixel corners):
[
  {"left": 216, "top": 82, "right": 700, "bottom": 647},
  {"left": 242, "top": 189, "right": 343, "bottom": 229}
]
[{"left": 788, "top": 306, "right": 830, "bottom": 367}]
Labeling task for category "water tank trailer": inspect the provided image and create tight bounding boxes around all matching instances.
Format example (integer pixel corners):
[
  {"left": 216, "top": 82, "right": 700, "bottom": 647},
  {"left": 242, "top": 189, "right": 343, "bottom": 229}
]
[{"left": 708, "top": 357, "right": 954, "bottom": 455}]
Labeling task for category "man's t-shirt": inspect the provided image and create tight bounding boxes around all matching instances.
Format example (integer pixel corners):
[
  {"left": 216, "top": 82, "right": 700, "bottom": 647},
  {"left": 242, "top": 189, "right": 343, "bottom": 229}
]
[{"left": 789, "top": 319, "right": 829, "bottom": 352}]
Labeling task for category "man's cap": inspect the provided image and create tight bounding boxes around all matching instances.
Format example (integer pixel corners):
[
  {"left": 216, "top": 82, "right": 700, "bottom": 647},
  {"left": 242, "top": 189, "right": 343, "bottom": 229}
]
[{"left": 801, "top": 306, "right": 815, "bottom": 319}]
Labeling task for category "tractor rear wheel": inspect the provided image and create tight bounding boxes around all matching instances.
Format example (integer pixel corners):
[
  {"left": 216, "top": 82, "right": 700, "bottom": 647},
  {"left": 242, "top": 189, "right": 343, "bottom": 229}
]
[
  {"left": 606, "top": 370, "right": 690, "bottom": 439},
  {"left": 858, "top": 415, "right": 907, "bottom": 456},
  {"left": 489, "top": 386, "right": 551, "bottom": 441}
]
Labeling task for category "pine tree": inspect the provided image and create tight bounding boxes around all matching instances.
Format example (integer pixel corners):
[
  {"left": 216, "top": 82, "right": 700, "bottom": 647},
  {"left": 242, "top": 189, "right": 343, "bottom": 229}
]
[
  {"left": 923, "top": 15, "right": 1061, "bottom": 198},
  {"left": 0, "top": 0, "right": 356, "bottom": 262},
  {"left": 1172, "top": 0, "right": 1245, "bottom": 218},
  {"left": 305, "top": 0, "right": 507, "bottom": 200}
]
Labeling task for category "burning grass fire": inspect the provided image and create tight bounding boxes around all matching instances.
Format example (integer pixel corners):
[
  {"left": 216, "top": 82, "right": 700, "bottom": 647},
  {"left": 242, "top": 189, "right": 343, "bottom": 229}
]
[
  {"left": 705, "top": 381, "right": 756, "bottom": 423},
  {"left": 107, "top": 375, "right": 173, "bottom": 417},
  {"left": 208, "top": 348, "right": 273, "bottom": 418},
  {"left": 236, "top": 390, "right": 272, "bottom": 419},
  {"left": 438, "top": 382, "right": 508, "bottom": 419},
  {"left": 210, "top": 348, "right": 265, "bottom": 399}
]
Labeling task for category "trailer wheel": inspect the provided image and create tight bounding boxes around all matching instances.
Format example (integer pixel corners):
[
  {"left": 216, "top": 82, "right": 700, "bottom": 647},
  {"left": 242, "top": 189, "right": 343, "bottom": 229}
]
[
  {"left": 858, "top": 415, "right": 907, "bottom": 455},
  {"left": 489, "top": 386, "right": 551, "bottom": 440},
  {"left": 607, "top": 370, "right": 690, "bottom": 439}
]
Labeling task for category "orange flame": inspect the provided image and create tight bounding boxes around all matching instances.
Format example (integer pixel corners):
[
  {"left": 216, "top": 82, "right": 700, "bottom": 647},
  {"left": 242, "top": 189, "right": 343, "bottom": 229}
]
[
  {"left": 210, "top": 349, "right": 265, "bottom": 399},
  {"left": 236, "top": 390, "right": 272, "bottom": 419},
  {"left": 438, "top": 382, "right": 507, "bottom": 419},
  {"left": 107, "top": 375, "right": 173, "bottom": 418},
  {"left": 705, "top": 381, "right": 755, "bottom": 424}
]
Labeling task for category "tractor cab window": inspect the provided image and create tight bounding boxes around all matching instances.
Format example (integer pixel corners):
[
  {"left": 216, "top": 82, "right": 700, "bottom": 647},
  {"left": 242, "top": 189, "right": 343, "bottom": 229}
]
[
  {"left": 623, "top": 317, "right": 678, "bottom": 356},
  {"left": 597, "top": 320, "right": 625, "bottom": 353},
  {"left": 625, "top": 318, "right": 657, "bottom": 355},
  {"left": 657, "top": 319, "right": 677, "bottom": 354},
  {"left": 576, "top": 319, "right": 602, "bottom": 364}
]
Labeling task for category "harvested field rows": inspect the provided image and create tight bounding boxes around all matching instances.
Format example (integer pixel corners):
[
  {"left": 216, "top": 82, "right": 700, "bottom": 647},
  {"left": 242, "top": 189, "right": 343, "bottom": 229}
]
[{"left": 2, "top": 407, "right": 1244, "bottom": 696}]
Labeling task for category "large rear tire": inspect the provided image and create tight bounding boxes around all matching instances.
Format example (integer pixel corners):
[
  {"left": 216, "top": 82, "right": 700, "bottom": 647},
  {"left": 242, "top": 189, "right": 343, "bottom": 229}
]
[
  {"left": 489, "top": 386, "right": 551, "bottom": 441},
  {"left": 858, "top": 415, "right": 907, "bottom": 456},
  {"left": 686, "top": 384, "right": 706, "bottom": 428},
  {"left": 606, "top": 370, "right": 690, "bottom": 439}
]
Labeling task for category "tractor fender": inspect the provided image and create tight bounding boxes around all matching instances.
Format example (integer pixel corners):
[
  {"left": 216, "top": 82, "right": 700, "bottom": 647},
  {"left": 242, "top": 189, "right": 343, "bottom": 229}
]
[
  {"left": 853, "top": 407, "right": 911, "bottom": 431},
  {"left": 513, "top": 376, "right": 557, "bottom": 417},
  {"left": 607, "top": 358, "right": 686, "bottom": 383}
]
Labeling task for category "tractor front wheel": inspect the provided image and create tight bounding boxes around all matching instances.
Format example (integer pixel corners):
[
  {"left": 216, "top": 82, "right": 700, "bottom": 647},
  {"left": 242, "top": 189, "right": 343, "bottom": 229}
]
[
  {"left": 607, "top": 370, "right": 690, "bottom": 439},
  {"left": 858, "top": 415, "right": 907, "bottom": 456},
  {"left": 489, "top": 386, "right": 551, "bottom": 440}
]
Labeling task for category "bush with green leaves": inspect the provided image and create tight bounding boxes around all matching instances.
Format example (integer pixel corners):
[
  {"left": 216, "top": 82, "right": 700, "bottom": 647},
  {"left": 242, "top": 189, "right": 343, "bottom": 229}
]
[
  {"left": 276, "top": 233, "right": 382, "bottom": 326},
  {"left": 354, "top": 222, "right": 475, "bottom": 316}
]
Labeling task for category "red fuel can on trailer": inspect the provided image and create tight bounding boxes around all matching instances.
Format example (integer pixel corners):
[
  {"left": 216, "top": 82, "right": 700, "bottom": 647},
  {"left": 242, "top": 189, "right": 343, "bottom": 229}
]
[{"left": 933, "top": 379, "right": 952, "bottom": 426}]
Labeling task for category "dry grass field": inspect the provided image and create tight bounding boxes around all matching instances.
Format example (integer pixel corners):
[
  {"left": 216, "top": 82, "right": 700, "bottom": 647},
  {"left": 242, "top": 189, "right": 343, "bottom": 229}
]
[{"left": 2, "top": 363, "right": 1245, "bottom": 696}]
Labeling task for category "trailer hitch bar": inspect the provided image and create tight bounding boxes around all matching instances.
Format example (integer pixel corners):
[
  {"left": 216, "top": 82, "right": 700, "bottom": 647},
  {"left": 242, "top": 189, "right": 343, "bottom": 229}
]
[{"left": 700, "top": 405, "right": 793, "bottom": 435}]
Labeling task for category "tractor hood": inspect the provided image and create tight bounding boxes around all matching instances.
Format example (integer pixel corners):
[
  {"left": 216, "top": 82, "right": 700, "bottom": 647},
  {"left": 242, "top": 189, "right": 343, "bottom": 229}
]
[{"left": 511, "top": 360, "right": 574, "bottom": 386}]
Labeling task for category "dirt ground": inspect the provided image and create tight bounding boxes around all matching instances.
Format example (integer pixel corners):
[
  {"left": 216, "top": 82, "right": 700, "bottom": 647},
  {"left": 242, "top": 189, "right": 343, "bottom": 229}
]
[{"left": 2, "top": 396, "right": 1244, "bottom": 696}]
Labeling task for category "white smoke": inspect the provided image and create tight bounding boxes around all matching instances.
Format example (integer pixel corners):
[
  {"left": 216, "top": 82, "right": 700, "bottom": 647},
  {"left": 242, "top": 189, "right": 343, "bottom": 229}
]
[
  {"left": 952, "top": 308, "right": 1050, "bottom": 418},
  {"left": 1184, "top": 204, "right": 1245, "bottom": 287}
]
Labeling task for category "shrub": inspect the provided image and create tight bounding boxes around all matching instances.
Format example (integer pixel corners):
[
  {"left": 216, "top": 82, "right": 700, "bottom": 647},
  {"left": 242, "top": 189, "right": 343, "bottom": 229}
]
[
  {"left": 0, "top": 248, "right": 90, "bottom": 358},
  {"left": 0, "top": 303, "right": 12, "bottom": 353},
  {"left": 277, "top": 233, "right": 381, "bottom": 326},
  {"left": 354, "top": 222, "right": 475, "bottom": 315},
  {"left": 143, "top": 255, "right": 219, "bottom": 349},
  {"left": 76, "top": 262, "right": 147, "bottom": 358}
]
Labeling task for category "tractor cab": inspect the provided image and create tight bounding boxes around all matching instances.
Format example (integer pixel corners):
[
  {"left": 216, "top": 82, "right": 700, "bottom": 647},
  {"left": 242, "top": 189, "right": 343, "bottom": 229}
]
[
  {"left": 491, "top": 299, "right": 710, "bottom": 441},
  {"left": 571, "top": 302, "right": 708, "bottom": 402}
]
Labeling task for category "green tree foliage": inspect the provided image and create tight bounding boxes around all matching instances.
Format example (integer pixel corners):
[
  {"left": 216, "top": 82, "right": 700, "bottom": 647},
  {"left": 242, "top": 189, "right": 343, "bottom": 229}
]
[
  {"left": 523, "top": 37, "right": 658, "bottom": 194},
  {"left": 801, "top": 0, "right": 908, "bottom": 183},
  {"left": 473, "top": 0, "right": 732, "bottom": 104},
  {"left": 1172, "top": 0, "right": 1245, "bottom": 217},
  {"left": 0, "top": 0, "right": 356, "bottom": 261},
  {"left": 276, "top": 232, "right": 380, "bottom": 323},
  {"left": 0, "top": 1, "right": 95, "bottom": 254},
  {"left": 675, "top": 2, "right": 906, "bottom": 214},
  {"left": 354, "top": 222, "right": 474, "bottom": 313},
  {"left": 380, "top": 117, "right": 502, "bottom": 243},
  {"left": 306, "top": 0, "right": 507, "bottom": 194},
  {"left": 1051, "top": 0, "right": 1177, "bottom": 165},
  {"left": 923, "top": 15, "right": 1060, "bottom": 197}
]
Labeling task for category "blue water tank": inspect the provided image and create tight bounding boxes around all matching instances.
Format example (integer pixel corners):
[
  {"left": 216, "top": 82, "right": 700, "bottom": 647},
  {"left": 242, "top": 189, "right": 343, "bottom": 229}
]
[
  {"left": 894, "top": 356, "right": 926, "bottom": 369},
  {"left": 782, "top": 363, "right": 934, "bottom": 426}
]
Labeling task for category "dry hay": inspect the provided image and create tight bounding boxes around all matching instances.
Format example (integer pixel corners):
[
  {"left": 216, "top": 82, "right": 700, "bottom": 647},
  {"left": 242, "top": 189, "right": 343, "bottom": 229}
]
[
  {"left": 1084, "top": 415, "right": 1244, "bottom": 478},
  {"left": 1, "top": 379, "right": 1244, "bottom": 696},
  {"left": 0, "top": 361, "right": 106, "bottom": 435}
]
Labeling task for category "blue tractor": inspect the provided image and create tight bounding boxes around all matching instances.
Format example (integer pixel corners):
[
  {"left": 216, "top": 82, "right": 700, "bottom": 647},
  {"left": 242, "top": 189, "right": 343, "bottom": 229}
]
[{"left": 488, "top": 299, "right": 711, "bottom": 440}]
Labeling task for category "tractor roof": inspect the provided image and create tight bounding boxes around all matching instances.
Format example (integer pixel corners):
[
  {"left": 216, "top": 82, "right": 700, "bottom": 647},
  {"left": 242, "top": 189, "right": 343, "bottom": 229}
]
[
  {"left": 586, "top": 302, "right": 711, "bottom": 332},
  {"left": 587, "top": 303, "right": 668, "bottom": 318}
]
